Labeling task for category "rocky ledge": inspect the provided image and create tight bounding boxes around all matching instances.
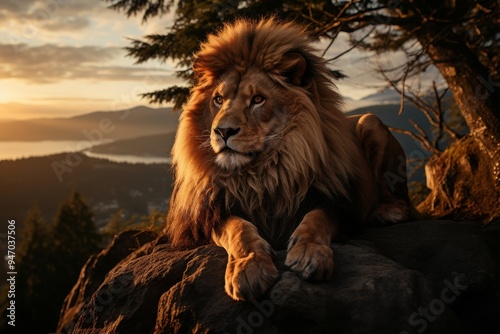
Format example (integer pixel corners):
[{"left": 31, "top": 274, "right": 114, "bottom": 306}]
[{"left": 57, "top": 220, "right": 500, "bottom": 334}]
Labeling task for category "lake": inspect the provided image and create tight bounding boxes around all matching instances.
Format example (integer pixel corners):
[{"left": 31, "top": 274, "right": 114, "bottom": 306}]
[
  {"left": 0, "top": 140, "right": 169, "bottom": 164},
  {"left": 0, "top": 140, "right": 96, "bottom": 160},
  {"left": 83, "top": 151, "right": 170, "bottom": 164}
]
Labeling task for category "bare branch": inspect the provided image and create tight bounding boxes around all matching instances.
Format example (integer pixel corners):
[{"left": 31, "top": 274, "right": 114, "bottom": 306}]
[
  {"left": 321, "top": 38, "right": 336, "bottom": 58},
  {"left": 378, "top": 58, "right": 461, "bottom": 146},
  {"left": 398, "top": 69, "right": 408, "bottom": 115},
  {"left": 325, "top": 27, "right": 375, "bottom": 63},
  {"left": 432, "top": 81, "right": 444, "bottom": 149},
  {"left": 388, "top": 126, "right": 439, "bottom": 155}
]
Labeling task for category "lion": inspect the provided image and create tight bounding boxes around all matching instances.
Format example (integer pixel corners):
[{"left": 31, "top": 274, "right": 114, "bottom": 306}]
[{"left": 165, "top": 18, "right": 417, "bottom": 301}]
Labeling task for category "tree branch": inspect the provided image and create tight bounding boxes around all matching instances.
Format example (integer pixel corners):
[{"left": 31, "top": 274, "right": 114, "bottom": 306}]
[{"left": 324, "top": 27, "right": 376, "bottom": 63}]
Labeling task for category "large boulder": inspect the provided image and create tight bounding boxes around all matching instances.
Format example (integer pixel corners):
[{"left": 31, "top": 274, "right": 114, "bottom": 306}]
[
  {"left": 419, "top": 136, "right": 500, "bottom": 222},
  {"left": 57, "top": 220, "right": 500, "bottom": 334}
]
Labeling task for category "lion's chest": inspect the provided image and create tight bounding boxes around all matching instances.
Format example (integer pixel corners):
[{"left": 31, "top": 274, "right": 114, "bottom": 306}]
[
  {"left": 223, "top": 180, "right": 324, "bottom": 249},
  {"left": 217, "top": 157, "right": 332, "bottom": 248}
]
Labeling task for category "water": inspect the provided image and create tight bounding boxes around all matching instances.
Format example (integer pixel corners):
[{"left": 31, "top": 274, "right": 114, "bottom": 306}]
[
  {"left": 0, "top": 140, "right": 97, "bottom": 161},
  {"left": 83, "top": 151, "right": 170, "bottom": 164},
  {"left": 0, "top": 140, "right": 169, "bottom": 164}
]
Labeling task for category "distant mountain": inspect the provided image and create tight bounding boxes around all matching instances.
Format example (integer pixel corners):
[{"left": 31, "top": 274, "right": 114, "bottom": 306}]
[
  {"left": 360, "top": 88, "right": 401, "bottom": 102},
  {"left": 0, "top": 106, "right": 179, "bottom": 141},
  {"left": 0, "top": 153, "right": 171, "bottom": 229},
  {"left": 344, "top": 88, "right": 401, "bottom": 111},
  {"left": 356, "top": 87, "right": 455, "bottom": 106},
  {"left": 89, "top": 132, "right": 176, "bottom": 157}
]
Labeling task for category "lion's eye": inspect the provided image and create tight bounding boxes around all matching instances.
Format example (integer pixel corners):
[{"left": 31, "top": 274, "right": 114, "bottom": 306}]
[
  {"left": 214, "top": 95, "right": 223, "bottom": 107},
  {"left": 251, "top": 95, "right": 265, "bottom": 106}
]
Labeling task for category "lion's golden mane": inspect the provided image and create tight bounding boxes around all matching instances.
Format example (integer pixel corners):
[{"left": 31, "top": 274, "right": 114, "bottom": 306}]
[{"left": 165, "top": 18, "right": 368, "bottom": 249}]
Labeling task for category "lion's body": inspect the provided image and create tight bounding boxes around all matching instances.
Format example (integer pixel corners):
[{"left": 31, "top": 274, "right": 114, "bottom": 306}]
[{"left": 165, "top": 18, "right": 416, "bottom": 300}]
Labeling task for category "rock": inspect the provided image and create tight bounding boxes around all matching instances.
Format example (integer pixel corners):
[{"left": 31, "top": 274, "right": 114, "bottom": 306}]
[
  {"left": 57, "top": 221, "right": 500, "bottom": 334},
  {"left": 57, "top": 230, "right": 157, "bottom": 331},
  {"left": 419, "top": 136, "right": 500, "bottom": 222}
]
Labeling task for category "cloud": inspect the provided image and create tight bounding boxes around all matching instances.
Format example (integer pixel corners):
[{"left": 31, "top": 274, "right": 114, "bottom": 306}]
[
  {"left": 0, "top": 0, "right": 106, "bottom": 34},
  {"left": 0, "top": 43, "right": 176, "bottom": 83},
  {"left": 313, "top": 34, "right": 387, "bottom": 99},
  {"left": 0, "top": 0, "right": 37, "bottom": 14},
  {"left": 38, "top": 14, "right": 91, "bottom": 31},
  {"left": 0, "top": 101, "right": 108, "bottom": 120},
  {"left": 315, "top": 32, "right": 444, "bottom": 100}
]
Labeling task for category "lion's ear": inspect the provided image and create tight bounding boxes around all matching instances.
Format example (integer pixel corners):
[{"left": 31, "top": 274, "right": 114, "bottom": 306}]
[{"left": 279, "top": 52, "right": 307, "bottom": 86}]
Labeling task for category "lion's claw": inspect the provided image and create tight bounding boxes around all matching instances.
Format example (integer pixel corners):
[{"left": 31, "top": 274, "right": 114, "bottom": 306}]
[
  {"left": 285, "top": 242, "right": 334, "bottom": 281},
  {"left": 225, "top": 251, "right": 279, "bottom": 301}
]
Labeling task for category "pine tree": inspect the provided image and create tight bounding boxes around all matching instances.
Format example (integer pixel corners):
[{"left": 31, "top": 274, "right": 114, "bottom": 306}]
[
  {"left": 0, "top": 192, "right": 102, "bottom": 333},
  {"left": 49, "top": 191, "right": 101, "bottom": 332},
  {"left": 0, "top": 206, "right": 53, "bottom": 332},
  {"left": 51, "top": 191, "right": 101, "bottom": 294},
  {"left": 102, "top": 209, "right": 127, "bottom": 240}
]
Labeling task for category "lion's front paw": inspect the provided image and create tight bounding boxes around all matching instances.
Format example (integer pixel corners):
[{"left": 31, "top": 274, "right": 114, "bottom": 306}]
[
  {"left": 225, "top": 251, "right": 278, "bottom": 301},
  {"left": 285, "top": 241, "right": 334, "bottom": 281}
]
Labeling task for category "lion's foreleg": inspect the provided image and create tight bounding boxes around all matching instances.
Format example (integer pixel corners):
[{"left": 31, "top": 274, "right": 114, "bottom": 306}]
[
  {"left": 212, "top": 216, "right": 279, "bottom": 301},
  {"left": 285, "top": 209, "right": 336, "bottom": 280}
]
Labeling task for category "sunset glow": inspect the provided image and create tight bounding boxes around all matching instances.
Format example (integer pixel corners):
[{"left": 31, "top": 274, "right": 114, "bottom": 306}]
[
  {"left": 0, "top": 0, "right": 182, "bottom": 119},
  {"left": 0, "top": 0, "right": 395, "bottom": 121}
]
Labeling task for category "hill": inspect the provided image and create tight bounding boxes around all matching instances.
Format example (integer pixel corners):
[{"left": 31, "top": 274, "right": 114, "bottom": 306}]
[
  {"left": 0, "top": 106, "right": 179, "bottom": 141},
  {"left": 88, "top": 132, "right": 176, "bottom": 157},
  {"left": 359, "top": 88, "right": 402, "bottom": 102},
  {"left": 0, "top": 153, "right": 171, "bottom": 229}
]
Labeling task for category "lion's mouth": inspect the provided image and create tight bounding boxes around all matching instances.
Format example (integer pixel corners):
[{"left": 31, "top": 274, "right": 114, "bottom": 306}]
[
  {"left": 215, "top": 146, "right": 258, "bottom": 169},
  {"left": 219, "top": 146, "right": 257, "bottom": 158}
]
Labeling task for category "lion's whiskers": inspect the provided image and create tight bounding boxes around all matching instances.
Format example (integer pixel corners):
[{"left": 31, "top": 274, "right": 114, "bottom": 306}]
[
  {"left": 198, "top": 139, "right": 211, "bottom": 149},
  {"left": 195, "top": 132, "right": 212, "bottom": 151}
]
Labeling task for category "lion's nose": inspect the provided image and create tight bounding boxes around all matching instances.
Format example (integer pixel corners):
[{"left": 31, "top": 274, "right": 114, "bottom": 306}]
[{"left": 214, "top": 127, "right": 240, "bottom": 142}]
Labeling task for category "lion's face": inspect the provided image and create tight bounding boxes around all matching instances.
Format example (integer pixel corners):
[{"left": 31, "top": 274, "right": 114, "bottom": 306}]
[{"left": 209, "top": 69, "right": 289, "bottom": 170}]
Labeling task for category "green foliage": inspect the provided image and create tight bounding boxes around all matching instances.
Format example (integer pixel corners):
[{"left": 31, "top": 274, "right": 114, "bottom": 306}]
[
  {"left": 0, "top": 206, "right": 52, "bottom": 331},
  {"left": 0, "top": 190, "right": 165, "bottom": 333},
  {"left": 102, "top": 209, "right": 129, "bottom": 237},
  {"left": 0, "top": 192, "right": 102, "bottom": 333},
  {"left": 107, "top": 0, "right": 175, "bottom": 22},
  {"left": 145, "top": 210, "right": 165, "bottom": 234},
  {"left": 0, "top": 153, "right": 172, "bottom": 227},
  {"left": 140, "top": 86, "right": 191, "bottom": 110},
  {"left": 101, "top": 209, "right": 140, "bottom": 241},
  {"left": 102, "top": 209, "right": 165, "bottom": 242},
  {"left": 52, "top": 190, "right": 101, "bottom": 277}
]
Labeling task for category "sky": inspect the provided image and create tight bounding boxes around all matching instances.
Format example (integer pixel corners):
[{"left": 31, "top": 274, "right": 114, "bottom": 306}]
[{"left": 0, "top": 0, "right": 434, "bottom": 120}]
